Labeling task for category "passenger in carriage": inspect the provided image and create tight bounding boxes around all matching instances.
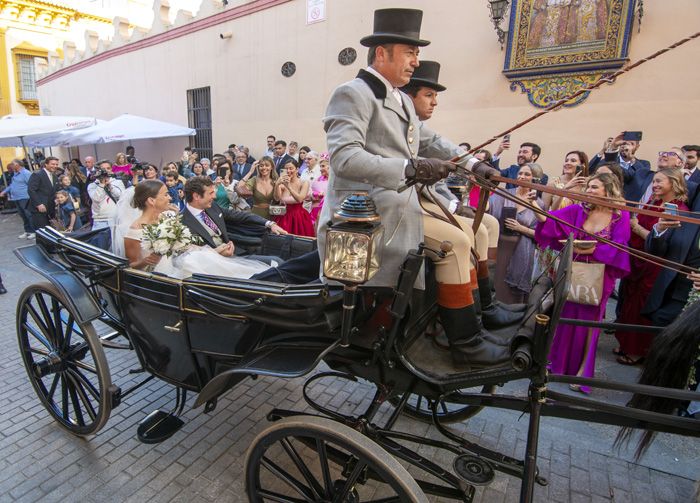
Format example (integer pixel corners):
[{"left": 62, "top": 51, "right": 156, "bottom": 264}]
[
  {"left": 320, "top": 8, "right": 515, "bottom": 369},
  {"left": 400, "top": 60, "right": 522, "bottom": 327},
  {"left": 535, "top": 173, "right": 631, "bottom": 393}
]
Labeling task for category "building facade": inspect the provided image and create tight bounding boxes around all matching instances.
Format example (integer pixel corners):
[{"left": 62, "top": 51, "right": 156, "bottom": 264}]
[{"left": 36, "top": 0, "right": 700, "bottom": 171}]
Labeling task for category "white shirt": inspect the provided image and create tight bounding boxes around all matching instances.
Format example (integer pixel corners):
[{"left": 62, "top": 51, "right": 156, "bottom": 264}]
[
  {"left": 185, "top": 203, "right": 205, "bottom": 219},
  {"left": 685, "top": 167, "right": 697, "bottom": 180},
  {"left": 43, "top": 168, "right": 54, "bottom": 182},
  {"left": 366, "top": 66, "right": 402, "bottom": 105}
]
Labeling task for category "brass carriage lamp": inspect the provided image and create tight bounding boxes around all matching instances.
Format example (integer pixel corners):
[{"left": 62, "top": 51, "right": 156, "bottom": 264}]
[{"left": 323, "top": 192, "right": 384, "bottom": 285}]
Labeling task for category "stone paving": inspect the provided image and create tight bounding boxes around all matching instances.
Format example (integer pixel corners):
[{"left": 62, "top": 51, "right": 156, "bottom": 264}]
[{"left": 0, "top": 212, "right": 698, "bottom": 502}]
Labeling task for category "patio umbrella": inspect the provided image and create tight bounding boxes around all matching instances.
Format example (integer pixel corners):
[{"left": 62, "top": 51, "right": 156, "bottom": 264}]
[
  {"left": 0, "top": 114, "right": 97, "bottom": 185},
  {"left": 58, "top": 113, "right": 195, "bottom": 146},
  {"left": 0, "top": 114, "right": 97, "bottom": 149}
]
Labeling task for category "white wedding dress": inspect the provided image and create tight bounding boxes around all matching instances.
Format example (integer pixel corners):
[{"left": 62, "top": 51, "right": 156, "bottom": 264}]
[{"left": 123, "top": 227, "right": 271, "bottom": 280}]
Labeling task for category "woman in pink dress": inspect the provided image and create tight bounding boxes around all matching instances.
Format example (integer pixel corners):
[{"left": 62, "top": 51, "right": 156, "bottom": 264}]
[
  {"left": 309, "top": 158, "right": 330, "bottom": 224},
  {"left": 112, "top": 152, "right": 132, "bottom": 177},
  {"left": 273, "top": 159, "right": 314, "bottom": 237},
  {"left": 535, "top": 173, "right": 631, "bottom": 394}
]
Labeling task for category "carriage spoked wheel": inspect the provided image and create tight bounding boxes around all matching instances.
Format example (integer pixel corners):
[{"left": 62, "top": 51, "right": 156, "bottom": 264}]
[
  {"left": 391, "top": 385, "right": 497, "bottom": 424},
  {"left": 16, "top": 282, "right": 112, "bottom": 435},
  {"left": 246, "top": 416, "right": 428, "bottom": 502}
]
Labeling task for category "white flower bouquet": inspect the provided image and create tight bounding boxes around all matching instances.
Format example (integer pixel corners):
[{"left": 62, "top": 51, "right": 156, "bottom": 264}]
[{"left": 142, "top": 211, "right": 201, "bottom": 257}]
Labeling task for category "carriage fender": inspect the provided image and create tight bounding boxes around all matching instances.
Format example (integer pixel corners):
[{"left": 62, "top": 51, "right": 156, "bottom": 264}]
[{"left": 14, "top": 245, "right": 102, "bottom": 325}]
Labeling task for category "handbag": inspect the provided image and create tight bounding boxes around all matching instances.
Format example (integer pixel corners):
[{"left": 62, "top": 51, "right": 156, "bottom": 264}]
[
  {"left": 268, "top": 200, "right": 287, "bottom": 216},
  {"left": 567, "top": 261, "right": 604, "bottom": 306}
]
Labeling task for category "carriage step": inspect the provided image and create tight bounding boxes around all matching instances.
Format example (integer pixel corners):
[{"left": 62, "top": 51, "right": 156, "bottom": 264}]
[{"left": 136, "top": 410, "right": 184, "bottom": 444}]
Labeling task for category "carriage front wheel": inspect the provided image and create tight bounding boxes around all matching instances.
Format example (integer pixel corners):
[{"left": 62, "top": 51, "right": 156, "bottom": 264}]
[
  {"left": 16, "top": 282, "right": 112, "bottom": 435},
  {"left": 246, "top": 415, "right": 427, "bottom": 502}
]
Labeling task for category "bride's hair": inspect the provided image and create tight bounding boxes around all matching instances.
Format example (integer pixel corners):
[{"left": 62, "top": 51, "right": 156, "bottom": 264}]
[{"left": 132, "top": 180, "right": 164, "bottom": 209}]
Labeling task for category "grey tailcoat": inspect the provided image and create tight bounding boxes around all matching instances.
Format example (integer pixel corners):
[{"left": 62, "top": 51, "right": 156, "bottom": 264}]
[{"left": 318, "top": 69, "right": 465, "bottom": 289}]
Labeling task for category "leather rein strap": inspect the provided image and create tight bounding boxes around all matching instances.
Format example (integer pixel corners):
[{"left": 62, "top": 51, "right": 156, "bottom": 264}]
[{"left": 491, "top": 174, "right": 700, "bottom": 226}]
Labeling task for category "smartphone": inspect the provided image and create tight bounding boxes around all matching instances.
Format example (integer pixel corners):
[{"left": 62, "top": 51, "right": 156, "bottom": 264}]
[
  {"left": 501, "top": 207, "right": 518, "bottom": 236},
  {"left": 503, "top": 134, "right": 511, "bottom": 142},
  {"left": 622, "top": 131, "right": 643, "bottom": 142},
  {"left": 664, "top": 202, "right": 679, "bottom": 216},
  {"left": 217, "top": 167, "right": 228, "bottom": 178},
  {"left": 574, "top": 164, "right": 589, "bottom": 177}
]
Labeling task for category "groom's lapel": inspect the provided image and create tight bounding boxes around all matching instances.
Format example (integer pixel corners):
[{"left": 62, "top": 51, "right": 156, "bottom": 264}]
[{"left": 183, "top": 208, "right": 215, "bottom": 248}]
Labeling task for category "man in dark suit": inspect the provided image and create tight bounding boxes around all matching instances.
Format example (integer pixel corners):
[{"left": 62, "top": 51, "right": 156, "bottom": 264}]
[
  {"left": 643, "top": 182, "right": 700, "bottom": 325},
  {"left": 683, "top": 145, "right": 700, "bottom": 184},
  {"left": 590, "top": 135, "right": 652, "bottom": 202},
  {"left": 182, "top": 176, "right": 286, "bottom": 255},
  {"left": 232, "top": 151, "right": 253, "bottom": 181},
  {"left": 498, "top": 142, "right": 549, "bottom": 189},
  {"left": 272, "top": 140, "right": 294, "bottom": 175},
  {"left": 27, "top": 156, "right": 59, "bottom": 230}
]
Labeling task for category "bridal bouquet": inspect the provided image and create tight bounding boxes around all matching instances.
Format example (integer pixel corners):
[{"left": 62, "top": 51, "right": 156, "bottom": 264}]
[{"left": 142, "top": 211, "right": 201, "bottom": 257}]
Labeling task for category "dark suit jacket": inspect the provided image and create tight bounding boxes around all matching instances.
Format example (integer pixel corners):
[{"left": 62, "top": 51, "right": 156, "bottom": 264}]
[
  {"left": 590, "top": 153, "right": 652, "bottom": 202},
  {"left": 182, "top": 203, "right": 269, "bottom": 248},
  {"left": 232, "top": 163, "right": 252, "bottom": 181},
  {"left": 643, "top": 189, "right": 700, "bottom": 320},
  {"left": 687, "top": 169, "right": 700, "bottom": 185},
  {"left": 27, "top": 169, "right": 57, "bottom": 216},
  {"left": 273, "top": 154, "right": 295, "bottom": 175}
]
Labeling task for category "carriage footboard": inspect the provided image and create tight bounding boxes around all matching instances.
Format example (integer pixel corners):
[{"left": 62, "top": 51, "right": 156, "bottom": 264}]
[
  {"left": 194, "top": 333, "right": 339, "bottom": 407},
  {"left": 14, "top": 245, "right": 101, "bottom": 324}
]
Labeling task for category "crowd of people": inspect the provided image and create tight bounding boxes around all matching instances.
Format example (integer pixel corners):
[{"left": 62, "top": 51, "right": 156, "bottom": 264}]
[
  {"left": 483, "top": 136, "right": 700, "bottom": 401},
  {"left": 0, "top": 140, "right": 331, "bottom": 243}
]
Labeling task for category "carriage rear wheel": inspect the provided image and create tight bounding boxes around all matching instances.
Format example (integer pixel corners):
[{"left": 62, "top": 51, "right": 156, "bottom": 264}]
[
  {"left": 246, "top": 415, "right": 427, "bottom": 502},
  {"left": 16, "top": 282, "right": 112, "bottom": 435},
  {"left": 391, "top": 385, "right": 497, "bottom": 424}
]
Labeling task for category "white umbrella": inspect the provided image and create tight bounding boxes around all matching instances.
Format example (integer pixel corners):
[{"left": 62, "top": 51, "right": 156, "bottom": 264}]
[
  {"left": 0, "top": 114, "right": 97, "bottom": 148},
  {"left": 58, "top": 113, "right": 195, "bottom": 146}
]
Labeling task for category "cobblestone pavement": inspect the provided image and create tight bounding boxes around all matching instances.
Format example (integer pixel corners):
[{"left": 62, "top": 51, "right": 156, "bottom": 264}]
[{"left": 0, "top": 212, "right": 698, "bottom": 502}]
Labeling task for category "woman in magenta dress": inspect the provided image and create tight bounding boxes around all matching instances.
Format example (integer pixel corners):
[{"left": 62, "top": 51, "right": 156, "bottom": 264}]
[
  {"left": 112, "top": 152, "right": 132, "bottom": 177},
  {"left": 273, "top": 159, "right": 314, "bottom": 237},
  {"left": 615, "top": 168, "right": 689, "bottom": 364},
  {"left": 535, "top": 173, "right": 631, "bottom": 393}
]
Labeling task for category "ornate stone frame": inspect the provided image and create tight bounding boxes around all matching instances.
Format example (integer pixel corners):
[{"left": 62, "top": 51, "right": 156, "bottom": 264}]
[{"left": 503, "top": 0, "right": 637, "bottom": 108}]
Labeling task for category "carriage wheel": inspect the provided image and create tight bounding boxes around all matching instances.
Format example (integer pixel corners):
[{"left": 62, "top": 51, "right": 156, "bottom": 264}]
[
  {"left": 391, "top": 385, "right": 497, "bottom": 424},
  {"left": 246, "top": 415, "right": 427, "bottom": 503},
  {"left": 16, "top": 282, "right": 112, "bottom": 435}
]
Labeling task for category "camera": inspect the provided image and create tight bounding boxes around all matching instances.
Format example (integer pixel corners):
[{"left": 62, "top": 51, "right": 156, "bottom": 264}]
[{"left": 95, "top": 168, "right": 113, "bottom": 180}]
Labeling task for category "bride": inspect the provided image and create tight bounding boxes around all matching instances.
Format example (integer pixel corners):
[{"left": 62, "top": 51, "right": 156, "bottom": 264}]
[{"left": 123, "top": 180, "right": 271, "bottom": 280}]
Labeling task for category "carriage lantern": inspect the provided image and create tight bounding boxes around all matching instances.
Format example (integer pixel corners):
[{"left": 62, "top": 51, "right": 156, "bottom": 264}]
[{"left": 324, "top": 192, "right": 384, "bottom": 285}]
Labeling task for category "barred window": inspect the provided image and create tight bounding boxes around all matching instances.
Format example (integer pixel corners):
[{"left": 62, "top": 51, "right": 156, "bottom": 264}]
[{"left": 16, "top": 55, "right": 44, "bottom": 101}]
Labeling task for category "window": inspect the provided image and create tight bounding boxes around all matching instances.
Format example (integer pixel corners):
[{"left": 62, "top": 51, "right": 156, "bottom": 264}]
[
  {"left": 186, "top": 86, "right": 212, "bottom": 160},
  {"left": 17, "top": 54, "right": 40, "bottom": 100},
  {"left": 11, "top": 44, "right": 48, "bottom": 115}
]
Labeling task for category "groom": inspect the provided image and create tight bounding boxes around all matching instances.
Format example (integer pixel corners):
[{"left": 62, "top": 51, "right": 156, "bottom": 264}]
[{"left": 182, "top": 176, "right": 286, "bottom": 262}]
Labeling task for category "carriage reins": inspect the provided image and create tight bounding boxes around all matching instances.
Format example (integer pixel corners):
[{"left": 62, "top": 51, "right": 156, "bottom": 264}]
[{"left": 469, "top": 172, "right": 699, "bottom": 276}]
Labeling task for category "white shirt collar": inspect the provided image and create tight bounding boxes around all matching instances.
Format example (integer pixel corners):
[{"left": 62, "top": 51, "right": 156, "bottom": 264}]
[
  {"left": 186, "top": 203, "right": 204, "bottom": 218},
  {"left": 685, "top": 166, "right": 697, "bottom": 179},
  {"left": 43, "top": 168, "right": 53, "bottom": 179},
  {"left": 366, "top": 66, "right": 402, "bottom": 105}
]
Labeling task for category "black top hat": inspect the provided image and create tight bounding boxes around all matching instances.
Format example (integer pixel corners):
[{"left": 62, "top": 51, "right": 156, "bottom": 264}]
[
  {"left": 406, "top": 61, "right": 446, "bottom": 92},
  {"left": 360, "top": 8, "right": 430, "bottom": 48}
]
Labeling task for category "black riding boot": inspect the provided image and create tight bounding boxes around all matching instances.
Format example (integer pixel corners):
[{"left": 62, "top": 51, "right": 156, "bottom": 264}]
[
  {"left": 478, "top": 276, "right": 524, "bottom": 328},
  {"left": 439, "top": 304, "right": 511, "bottom": 369}
]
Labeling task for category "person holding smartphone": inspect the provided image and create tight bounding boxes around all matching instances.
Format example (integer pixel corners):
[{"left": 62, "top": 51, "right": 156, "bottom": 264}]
[
  {"left": 488, "top": 164, "right": 545, "bottom": 303},
  {"left": 589, "top": 132, "right": 652, "bottom": 202},
  {"left": 615, "top": 168, "right": 689, "bottom": 365},
  {"left": 544, "top": 150, "right": 589, "bottom": 211}
]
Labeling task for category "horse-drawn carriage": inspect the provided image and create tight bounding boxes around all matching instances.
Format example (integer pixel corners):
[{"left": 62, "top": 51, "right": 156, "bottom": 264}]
[{"left": 13, "top": 190, "right": 700, "bottom": 502}]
